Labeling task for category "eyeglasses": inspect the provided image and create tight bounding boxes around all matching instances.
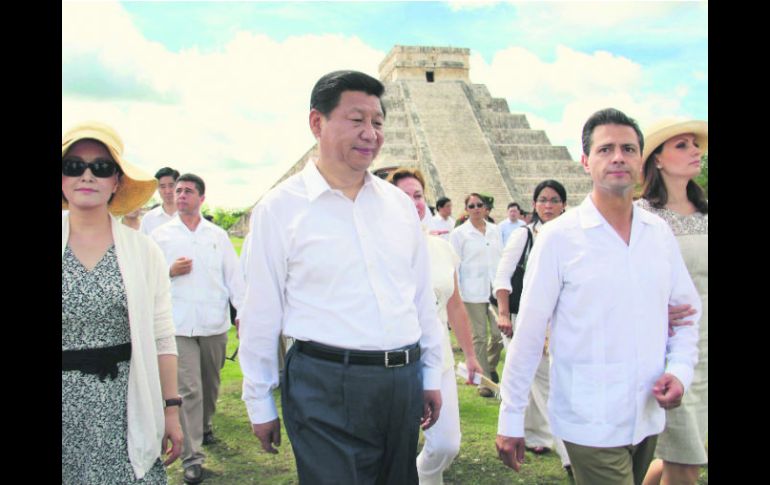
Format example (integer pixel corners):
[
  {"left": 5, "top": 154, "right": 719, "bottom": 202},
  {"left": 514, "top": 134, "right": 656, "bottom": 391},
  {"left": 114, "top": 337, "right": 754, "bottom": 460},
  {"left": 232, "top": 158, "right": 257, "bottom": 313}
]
[
  {"left": 467, "top": 203, "right": 486, "bottom": 209},
  {"left": 536, "top": 197, "right": 563, "bottom": 205},
  {"left": 62, "top": 158, "right": 119, "bottom": 178}
]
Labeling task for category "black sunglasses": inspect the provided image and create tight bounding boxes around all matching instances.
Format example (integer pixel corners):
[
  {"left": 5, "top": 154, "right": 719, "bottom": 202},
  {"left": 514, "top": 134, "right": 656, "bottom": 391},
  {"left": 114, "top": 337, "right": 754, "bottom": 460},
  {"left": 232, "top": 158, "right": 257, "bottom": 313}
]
[
  {"left": 62, "top": 158, "right": 120, "bottom": 178},
  {"left": 467, "top": 203, "right": 485, "bottom": 209}
]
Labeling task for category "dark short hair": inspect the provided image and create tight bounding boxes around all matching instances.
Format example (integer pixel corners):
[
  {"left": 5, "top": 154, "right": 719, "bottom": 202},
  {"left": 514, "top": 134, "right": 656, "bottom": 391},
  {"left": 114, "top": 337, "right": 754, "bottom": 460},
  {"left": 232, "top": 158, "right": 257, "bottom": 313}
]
[
  {"left": 464, "top": 193, "right": 485, "bottom": 207},
  {"left": 436, "top": 197, "right": 451, "bottom": 209},
  {"left": 507, "top": 202, "right": 521, "bottom": 211},
  {"left": 155, "top": 167, "right": 180, "bottom": 181},
  {"left": 310, "top": 70, "right": 386, "bottom": 118},
  {"left": 176, "top": 173, "right": 205, "bottom": 196},
  {"left": 531, "top": 179, "right": 568, "bottom": 226},
  {"left": 581, "top": 108, "right": 644, "bottom": 156}
]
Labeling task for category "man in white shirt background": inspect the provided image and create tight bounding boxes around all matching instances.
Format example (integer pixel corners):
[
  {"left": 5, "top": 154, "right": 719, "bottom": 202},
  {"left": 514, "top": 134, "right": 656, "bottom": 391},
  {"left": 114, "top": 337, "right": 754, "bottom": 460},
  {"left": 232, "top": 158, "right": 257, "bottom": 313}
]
[
  {"left": 238, "top": 70, "right": 443, "bottom": 484},
  {"left": 495, "top": 108, "right": 701, "bottom": 485},
  {"left": 140, "top": 166, "right": 179, "bottom": 235},
  {"left": 429, "top": 196, "right": 454, "bottom": 240},
  {"left": 498, "top": 202, "right": 526, "bottom": 246},
  {"left": 151, "top": 173, "right": 245, "bottom": 484}
]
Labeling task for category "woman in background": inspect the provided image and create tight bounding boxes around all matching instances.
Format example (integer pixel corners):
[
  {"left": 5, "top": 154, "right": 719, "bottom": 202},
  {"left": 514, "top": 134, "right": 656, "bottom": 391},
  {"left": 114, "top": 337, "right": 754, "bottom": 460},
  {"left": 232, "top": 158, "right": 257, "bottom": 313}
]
[
  {"left": 387, "top": 168, "right": 484, "bottom": 485},
  {"left": 493, "top": 179, "right": 572, "bottom": 475},
  {"left": 62, "top": 121, "right": 183, "bottom": 483},
  {"left": 638, "top": 119, "right": 708, "bottom": 485},
  {"left": 449, "top": 193, "right": 503, "bottom": 398}
]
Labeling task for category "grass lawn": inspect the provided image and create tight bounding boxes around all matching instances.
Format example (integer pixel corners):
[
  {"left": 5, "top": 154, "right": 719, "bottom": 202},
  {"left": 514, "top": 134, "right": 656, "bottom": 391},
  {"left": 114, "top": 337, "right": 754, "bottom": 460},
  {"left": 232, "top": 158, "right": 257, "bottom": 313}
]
[{"left": 165, "top": 327, "right": 708, "bottom": 484}]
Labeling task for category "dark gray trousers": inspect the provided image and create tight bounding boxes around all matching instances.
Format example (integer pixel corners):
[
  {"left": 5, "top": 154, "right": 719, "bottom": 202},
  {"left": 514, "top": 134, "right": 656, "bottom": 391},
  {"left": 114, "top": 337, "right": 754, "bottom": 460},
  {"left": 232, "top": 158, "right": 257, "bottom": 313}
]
[{"left": 281, "top": 345, "right": 424, "bottom": 485}]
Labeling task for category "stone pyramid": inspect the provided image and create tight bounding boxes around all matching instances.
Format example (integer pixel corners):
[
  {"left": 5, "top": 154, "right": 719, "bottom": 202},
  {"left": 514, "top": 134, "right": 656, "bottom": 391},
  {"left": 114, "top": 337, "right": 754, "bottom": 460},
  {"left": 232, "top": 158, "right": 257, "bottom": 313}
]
[{"left": 230, "top": 45, "right": 591, "bottom": 236}]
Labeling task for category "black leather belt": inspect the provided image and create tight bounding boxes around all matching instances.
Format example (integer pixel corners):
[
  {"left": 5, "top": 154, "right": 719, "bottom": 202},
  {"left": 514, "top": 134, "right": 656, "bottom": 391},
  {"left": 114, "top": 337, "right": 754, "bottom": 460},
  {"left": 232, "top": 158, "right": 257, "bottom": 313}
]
[
  {"left": 62, "top": 342, "right": 132, "bottom": 381},
  {"left": 295, "top": 340, "right": 420, "bottom": 367}
]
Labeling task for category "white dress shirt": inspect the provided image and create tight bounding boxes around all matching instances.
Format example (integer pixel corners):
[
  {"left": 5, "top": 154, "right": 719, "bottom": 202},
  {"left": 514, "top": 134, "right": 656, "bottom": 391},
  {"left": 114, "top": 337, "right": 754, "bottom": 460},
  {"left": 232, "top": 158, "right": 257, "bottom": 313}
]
[
  {"left": 428, "top": 214, "right": 456, "bottom": 240},
  {"left": 150, "top": 217, "right": 245, "bottom": 337},
  {"left": 449, "top": 220, "right": 502, "bottom": 303},
  {"left": 498, "top": 196, "right": 701, "bottom": 447},
  {"left": 239, "top": 161, "right": 444, "bottom": 424},
  {"left": 493, "top": 223, "right": 537, "bottom": 294},
  {"left": 140, "top": 205, "right": 177, "bottom": 235},
  {"left": 498, "top": 218, "right": 526, "bottom": 246}
]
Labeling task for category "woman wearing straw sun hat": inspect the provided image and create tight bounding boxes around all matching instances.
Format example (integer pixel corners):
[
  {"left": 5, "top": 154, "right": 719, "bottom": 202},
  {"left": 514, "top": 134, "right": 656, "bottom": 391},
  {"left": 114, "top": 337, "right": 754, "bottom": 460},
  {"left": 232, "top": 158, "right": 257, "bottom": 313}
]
[
  {"left": 635, "top": 118, "right": 708, "bottom": 485},
  {"left": 62, "top": 121, "right": 183, "bottom": 483}
]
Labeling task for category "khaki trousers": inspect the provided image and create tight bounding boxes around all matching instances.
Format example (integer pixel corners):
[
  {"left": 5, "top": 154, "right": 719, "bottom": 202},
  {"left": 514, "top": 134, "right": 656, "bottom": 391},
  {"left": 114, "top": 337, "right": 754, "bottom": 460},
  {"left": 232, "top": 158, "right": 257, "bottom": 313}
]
[
  {"left": 464, "top": 302, "right": 502, "bottom": 390},
  {"left": 176, "top": 332, "right": 228, "bottom": 468},
  {"left": 564, "top": 435, "right": 658, "bottom": 485}
]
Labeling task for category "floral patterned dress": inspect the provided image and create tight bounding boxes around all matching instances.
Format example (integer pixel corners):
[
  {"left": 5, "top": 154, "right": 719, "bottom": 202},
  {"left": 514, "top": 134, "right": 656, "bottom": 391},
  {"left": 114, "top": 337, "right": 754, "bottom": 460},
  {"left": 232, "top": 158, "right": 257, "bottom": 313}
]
[{"left": 62, "top": 245, "right": 167, "bottom": 484}]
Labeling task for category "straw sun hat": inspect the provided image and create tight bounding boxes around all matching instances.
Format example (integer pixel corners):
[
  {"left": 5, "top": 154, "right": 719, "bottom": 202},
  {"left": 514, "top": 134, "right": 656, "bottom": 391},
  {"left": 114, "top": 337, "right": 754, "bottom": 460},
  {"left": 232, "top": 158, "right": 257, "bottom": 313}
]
[
  {"left": 62, "top": 122, "right": 157, "bottom": 216},
  {"left": 642, "top": 118, "right": 708, "bottom": 166}
]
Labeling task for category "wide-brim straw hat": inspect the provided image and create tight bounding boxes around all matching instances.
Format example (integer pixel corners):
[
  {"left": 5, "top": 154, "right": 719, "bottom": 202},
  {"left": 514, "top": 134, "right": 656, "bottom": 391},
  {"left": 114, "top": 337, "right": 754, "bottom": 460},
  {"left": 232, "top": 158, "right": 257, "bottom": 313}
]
[
  {"left": 642, "top": 118, "right": 708, "bottom": 166},
  {"left": 62, "top": 122, "right": 157, "bottom": 216}
]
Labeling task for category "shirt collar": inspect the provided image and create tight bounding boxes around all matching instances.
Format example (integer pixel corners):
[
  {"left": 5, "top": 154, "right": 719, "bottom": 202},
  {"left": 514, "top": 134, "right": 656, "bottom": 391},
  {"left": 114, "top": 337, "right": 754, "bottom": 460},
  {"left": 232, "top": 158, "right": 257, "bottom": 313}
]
[
  {"left": 578, "top": 193, "right": 658, "bottom": 229},
  {"left": 301, "top": 159, "right": 375, "bottom": 202}
]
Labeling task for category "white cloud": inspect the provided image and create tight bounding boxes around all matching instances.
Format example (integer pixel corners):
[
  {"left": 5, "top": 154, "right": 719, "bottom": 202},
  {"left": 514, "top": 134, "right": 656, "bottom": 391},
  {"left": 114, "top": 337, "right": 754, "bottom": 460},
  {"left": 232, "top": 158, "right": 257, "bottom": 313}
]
[
  {"left": 446, "top": 0, "right": 501, "bottom": 12},
  {"left": 469, "top": 44, "right": 695, "bottom": 160},
  {"left": 63, "top": 1, "right": 386, "bottom": 208}
]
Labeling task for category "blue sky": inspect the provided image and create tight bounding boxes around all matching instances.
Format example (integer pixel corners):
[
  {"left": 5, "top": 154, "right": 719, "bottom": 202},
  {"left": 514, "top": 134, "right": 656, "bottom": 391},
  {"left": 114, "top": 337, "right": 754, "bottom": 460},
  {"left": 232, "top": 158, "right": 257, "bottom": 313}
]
[{"left": 63, "top": 1, "right": 708, "bottom": 209}]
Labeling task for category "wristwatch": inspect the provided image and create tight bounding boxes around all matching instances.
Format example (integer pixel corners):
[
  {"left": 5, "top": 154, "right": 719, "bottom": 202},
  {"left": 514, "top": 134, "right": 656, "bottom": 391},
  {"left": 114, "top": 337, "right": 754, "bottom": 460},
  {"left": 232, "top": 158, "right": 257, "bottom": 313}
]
[{"left": 165, "top": 397, "right": 183, "bottom": 408}]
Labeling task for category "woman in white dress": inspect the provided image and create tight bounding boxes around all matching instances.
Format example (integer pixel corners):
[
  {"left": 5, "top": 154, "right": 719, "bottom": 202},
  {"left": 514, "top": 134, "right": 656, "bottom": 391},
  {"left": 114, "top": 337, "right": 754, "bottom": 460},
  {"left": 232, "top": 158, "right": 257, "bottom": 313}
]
[
  {"left": 493, "top": 179, "right": 572, "bottom": 475},
  {"left": 638, "top": 119, "right": 708, "bottom": 485},
  {"left": 387, "top": 168, "right": 484, "bottom": 485}
]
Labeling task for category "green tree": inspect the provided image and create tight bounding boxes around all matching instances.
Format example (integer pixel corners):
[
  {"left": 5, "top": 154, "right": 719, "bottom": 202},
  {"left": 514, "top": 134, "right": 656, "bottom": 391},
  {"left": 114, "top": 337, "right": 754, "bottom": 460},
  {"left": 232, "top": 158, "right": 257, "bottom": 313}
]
[{"left": 694, "top": 153, "right": 708, "bottom": 197}]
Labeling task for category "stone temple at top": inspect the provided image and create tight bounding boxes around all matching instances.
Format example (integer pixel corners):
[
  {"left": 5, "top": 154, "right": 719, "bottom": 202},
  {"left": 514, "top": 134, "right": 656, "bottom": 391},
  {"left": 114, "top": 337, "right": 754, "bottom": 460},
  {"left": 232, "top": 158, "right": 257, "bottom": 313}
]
[{"left": 230, "top": 45, "right": 590, "bottom": 235}]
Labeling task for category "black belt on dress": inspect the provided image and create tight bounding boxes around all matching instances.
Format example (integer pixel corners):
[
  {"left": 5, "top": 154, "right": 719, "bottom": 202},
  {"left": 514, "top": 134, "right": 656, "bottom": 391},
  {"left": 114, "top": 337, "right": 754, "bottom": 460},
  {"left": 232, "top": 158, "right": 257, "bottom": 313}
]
[
  {"left": 62, "top": 342, "right": 132, "bottom": 381},
  {"left": 295, "top": 340, "right": 420, "bottom": 367}
]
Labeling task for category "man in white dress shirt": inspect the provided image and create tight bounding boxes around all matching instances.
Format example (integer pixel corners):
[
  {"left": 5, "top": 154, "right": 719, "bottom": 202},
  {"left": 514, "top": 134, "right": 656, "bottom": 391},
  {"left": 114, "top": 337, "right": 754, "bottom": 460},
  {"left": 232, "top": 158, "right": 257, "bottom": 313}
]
[
  {"left": 495, "top": 108, "right": 701, "bottom": 485},
  {"left": 151, "top": 173, "right": 245, "bottom": 484},
  {"left": 428, "top": 196, "right": 454, "bottom": 240},
  {"left": 498, "top": 202, "right": 526, "bottom": 246},
  {"left": 140, "top": 166, "right": 179, "bottom": 235},
  {"left": 238, "top": 70, "right": 443, "bottom": 485}
]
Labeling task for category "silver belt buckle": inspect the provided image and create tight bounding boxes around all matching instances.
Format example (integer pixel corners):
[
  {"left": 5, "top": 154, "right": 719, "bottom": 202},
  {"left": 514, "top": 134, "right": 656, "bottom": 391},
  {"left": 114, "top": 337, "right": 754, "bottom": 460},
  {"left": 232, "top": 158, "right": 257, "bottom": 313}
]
[{"left": 385, "top": 349, "right": 409, "bottom": 368}]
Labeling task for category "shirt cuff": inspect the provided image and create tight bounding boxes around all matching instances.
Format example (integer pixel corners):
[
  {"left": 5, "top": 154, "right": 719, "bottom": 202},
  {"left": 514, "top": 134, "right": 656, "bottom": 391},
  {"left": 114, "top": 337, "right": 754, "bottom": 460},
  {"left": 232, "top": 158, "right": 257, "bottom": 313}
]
[
  {"left": 245, "top": 395, "right": 279, "bottom": 425},
  {"left": 422, "top": 366, "right": 442, "bottom": 390},
  {"left": 497, "top": 407, "right": 525, "bottom": 437},
  {"left": 665, "top": 362, "right": 694, "bottom": 392}
]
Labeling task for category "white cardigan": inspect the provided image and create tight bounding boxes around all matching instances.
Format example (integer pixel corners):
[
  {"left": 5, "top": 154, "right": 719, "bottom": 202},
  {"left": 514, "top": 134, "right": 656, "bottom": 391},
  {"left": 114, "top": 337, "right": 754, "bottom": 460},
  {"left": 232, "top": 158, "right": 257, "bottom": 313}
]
[{"left": 62, "top": 214, "right": 177, "bottom": 479}]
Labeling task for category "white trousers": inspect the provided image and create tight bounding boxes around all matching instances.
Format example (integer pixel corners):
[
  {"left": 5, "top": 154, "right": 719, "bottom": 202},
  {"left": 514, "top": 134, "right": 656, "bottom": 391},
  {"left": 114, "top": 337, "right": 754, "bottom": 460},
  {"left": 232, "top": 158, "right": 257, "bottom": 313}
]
[{"left": 417, "top": 366, "right": 461, "bottom": 485}]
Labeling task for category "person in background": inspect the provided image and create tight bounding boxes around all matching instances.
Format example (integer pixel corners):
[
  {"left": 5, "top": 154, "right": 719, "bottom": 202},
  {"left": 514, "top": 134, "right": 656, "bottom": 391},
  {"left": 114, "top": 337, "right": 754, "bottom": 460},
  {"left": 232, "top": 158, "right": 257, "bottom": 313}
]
[
  {"left": 493, "top": 180, "right": 571, "bottom": 475},
  {"left": 449, "top": 193, "right": 503, "bottom": 398},
  {"left": 637, "top": 119, "right": 708, "bottom": 485},
  {"left": 498, "top": 202, "right": 526, "bottom": 246},
  {"left": 387, "top": 167, "right": 484, "bottom": 485},
  {"left": 150, "top": 173, "right": 245, "bottom": 484},
  {"left": 122, "top": 207, "right": 142, "bottom": 230},
  {"left": 62, "top": 121, "right": 183, "bottom": 484},
  {"left": 239, "top": 70, "right": 443, "bottom": 484},
  {"left": 428, "top": 196, "right": 455, "bottom": 240},
  {"left": 141, "top": 166, "right": 180, "bottom": 235},
  {"left": 495, "top": 108, "right": 701, "bottom": 485}
]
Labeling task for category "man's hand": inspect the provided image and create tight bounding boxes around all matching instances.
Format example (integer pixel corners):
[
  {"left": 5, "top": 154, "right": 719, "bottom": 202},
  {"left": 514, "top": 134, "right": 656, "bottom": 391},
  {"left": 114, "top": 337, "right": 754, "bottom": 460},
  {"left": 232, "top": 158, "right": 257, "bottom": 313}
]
[
  {"left": 235, "top": 318, "right": 240, "bottom": 339},
  {"left": 421, "top": 390, "right": 442, "bottom": 430},
  {"left": 252, "top": 419, "right": 281, "bottom": 454},
  {"left": 463, "top": 355, "right": 484, "bottom": 385},
  {"left": 496, "top": 435, "right": 526, "bottom": 471},
  {"left": 170, "top": 257, "right": 193, "bottom": 277},
  {"left": 668, "top": 304, "right": 696, "bottom": 337},
  {"left": 652, "top": 373, "right": 684, "bottom": 410},
  {"left": 497, "top": 313, "right": 513, "bottom": 339}
]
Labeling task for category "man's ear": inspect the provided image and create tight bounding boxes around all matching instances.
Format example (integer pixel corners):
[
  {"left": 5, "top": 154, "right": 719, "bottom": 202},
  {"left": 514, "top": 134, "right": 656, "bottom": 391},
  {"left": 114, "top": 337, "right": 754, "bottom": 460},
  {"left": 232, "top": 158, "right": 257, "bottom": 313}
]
[
  {"left": 309, "top": 109, "right": 324, "bottom": 140},
  {"left": 580, "top": 153, "right": 590, "bottom": 173}
]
